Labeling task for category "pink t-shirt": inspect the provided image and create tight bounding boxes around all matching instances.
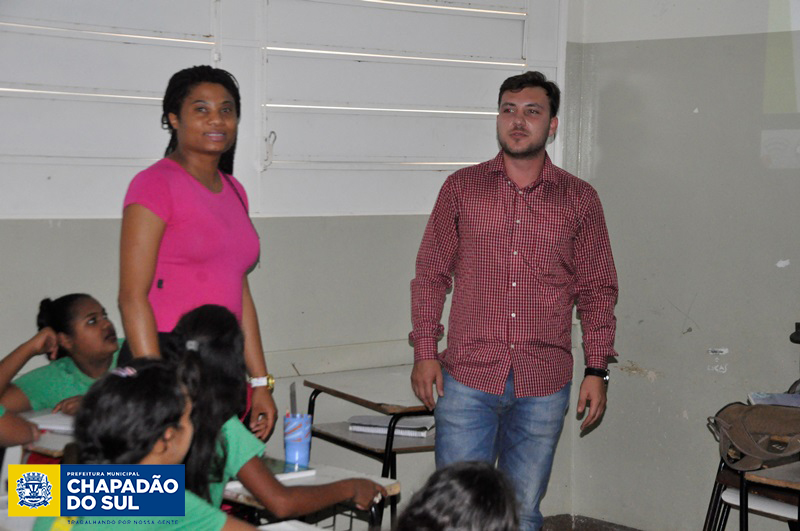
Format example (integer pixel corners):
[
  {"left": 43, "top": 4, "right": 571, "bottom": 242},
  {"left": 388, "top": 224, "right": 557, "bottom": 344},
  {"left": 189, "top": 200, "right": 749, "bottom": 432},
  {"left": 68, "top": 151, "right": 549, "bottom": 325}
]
[{"left": 123, "top": 158, "right": 260, "bottom": 331}]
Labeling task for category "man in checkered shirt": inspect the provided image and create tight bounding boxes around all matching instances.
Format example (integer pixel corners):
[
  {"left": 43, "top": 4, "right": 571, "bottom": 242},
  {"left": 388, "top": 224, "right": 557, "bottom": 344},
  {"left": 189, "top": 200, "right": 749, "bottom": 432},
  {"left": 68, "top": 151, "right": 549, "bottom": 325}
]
[{"left": 409, "top": 71, "right": 618, "bottom": 531}]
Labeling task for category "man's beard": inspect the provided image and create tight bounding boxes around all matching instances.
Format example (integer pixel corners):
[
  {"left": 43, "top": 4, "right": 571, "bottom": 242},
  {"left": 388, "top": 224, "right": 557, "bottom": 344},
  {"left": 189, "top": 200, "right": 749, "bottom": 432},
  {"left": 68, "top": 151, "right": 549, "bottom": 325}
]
[{"left": 497, "top": 131, "right": 547, "bottom": 160}]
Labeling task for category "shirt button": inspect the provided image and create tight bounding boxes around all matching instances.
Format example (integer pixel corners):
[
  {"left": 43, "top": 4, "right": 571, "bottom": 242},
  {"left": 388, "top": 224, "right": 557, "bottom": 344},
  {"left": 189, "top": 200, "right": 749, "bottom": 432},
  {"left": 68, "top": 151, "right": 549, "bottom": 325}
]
[
  {"left": 510, "top": 344, "right": 515, "bottom": 349},
  {"left": 513, "top": 251, "right": 518, "bottom": 256},
  {"left": 518, "top": 190, "right": 523, "bottom": 195},
  {"left": 511, "top": 313, "right": 516, "bottom": 318},
  {"left": 512, "top": 282, "right": 517, "bottom": 287}
]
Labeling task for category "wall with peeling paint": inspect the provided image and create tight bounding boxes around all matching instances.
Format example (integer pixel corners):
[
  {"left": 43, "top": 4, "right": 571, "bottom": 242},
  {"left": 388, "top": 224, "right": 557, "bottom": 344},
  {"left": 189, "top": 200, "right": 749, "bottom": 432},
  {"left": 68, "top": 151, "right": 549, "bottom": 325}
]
[{"left": 560, "top": 2, "right": 800, "bottom": 529}]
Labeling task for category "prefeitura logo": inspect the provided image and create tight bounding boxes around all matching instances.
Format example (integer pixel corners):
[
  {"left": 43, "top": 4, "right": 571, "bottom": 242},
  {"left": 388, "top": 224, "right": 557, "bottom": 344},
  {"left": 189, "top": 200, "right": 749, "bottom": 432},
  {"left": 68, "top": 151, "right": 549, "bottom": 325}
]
[
  {"left": 16, "top": 471, "right": 53, "bottom": 508},
  {"left": 8, "top": 465, "right": 61, "bottom": 517}
]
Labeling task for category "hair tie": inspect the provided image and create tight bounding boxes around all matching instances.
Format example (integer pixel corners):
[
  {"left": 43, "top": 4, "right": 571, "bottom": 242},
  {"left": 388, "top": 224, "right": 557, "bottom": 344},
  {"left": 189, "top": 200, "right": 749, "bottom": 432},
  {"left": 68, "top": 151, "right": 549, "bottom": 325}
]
[
  {"left": 110, "top": 367, "right": 137, "bottom": 378},
  {"left": 185, "top": 340, "right": 199, "bottom": 352}
]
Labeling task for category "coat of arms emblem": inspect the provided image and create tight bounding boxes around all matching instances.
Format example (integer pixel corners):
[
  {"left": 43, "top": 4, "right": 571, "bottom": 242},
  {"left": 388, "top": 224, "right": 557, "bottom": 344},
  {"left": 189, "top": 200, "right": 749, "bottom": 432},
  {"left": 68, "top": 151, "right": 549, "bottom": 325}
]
[{"left": 16, "top": 471, "right": 52, "bottom": 508}]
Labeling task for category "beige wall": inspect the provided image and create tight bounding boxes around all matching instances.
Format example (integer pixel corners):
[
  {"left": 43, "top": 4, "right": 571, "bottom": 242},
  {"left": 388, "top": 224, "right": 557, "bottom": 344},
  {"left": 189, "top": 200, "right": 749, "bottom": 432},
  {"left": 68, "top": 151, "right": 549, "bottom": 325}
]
[{"left": 561, "top": 29, "right": 800, "bottom": 529}]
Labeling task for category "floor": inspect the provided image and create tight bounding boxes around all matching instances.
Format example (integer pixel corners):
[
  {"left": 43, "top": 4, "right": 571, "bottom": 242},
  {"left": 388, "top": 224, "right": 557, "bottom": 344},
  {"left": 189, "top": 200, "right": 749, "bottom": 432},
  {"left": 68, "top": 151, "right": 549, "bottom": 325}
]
[{"left": 543, "top": 515, "right": 642, "bottom": 531}]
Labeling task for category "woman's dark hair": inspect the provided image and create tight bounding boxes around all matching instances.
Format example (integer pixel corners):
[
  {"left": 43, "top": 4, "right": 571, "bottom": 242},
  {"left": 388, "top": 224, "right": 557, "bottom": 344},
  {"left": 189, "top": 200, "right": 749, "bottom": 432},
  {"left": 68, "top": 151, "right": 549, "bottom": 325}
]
[
  {"left": 498, "top": 70, "right": 560, "bottom": 118},
  {"left": 75, "top": 359, "right": 197, "bottom": 465},
  {"left": 163, "top": 304, "right": 247, "bottom": 502},
  {"left": 161, "top": 65, "right": 241, "bottom": 175},
  {"left": 395, "top": 461, "right": 519, "bottom": 531},
  {"left": 36, "top": 293, "right": 92, "bottom": 359}
]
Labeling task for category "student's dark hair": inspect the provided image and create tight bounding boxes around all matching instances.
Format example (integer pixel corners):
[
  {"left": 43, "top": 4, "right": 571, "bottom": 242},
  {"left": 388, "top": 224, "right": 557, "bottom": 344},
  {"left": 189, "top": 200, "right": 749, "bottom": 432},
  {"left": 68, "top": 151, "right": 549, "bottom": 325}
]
[
  {"left": 75, "top": 359, "right": 197, "bottom": 465},
  {"left": 36, "top": 294, "right": 92, "bottom": 359},
  {"left": 163, "top": 304, "right": 247, "bottom": 502},
  {"left": 498, "top": 71, "right": 560, "bottom": 118},
  {"left": 395, "top": 461, "right": 519, "bottom": 531},
  {"left": 161, "top": 65, "right": 241, "bottom": 175}
]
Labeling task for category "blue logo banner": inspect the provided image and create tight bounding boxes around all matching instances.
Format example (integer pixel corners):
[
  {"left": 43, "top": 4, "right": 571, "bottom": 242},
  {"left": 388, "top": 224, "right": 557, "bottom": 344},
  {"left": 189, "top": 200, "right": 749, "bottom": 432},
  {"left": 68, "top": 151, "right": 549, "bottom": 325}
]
[{"left": 60, "top": 465, "right": 185, "bottom": 517}]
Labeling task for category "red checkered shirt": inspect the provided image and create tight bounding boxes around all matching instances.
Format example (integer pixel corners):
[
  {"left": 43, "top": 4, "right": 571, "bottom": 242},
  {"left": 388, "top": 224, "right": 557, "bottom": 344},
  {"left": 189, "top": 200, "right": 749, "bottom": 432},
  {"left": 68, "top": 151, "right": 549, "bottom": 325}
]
[{"left": 410, "top": 152, "right": 618, "bottom": 397}]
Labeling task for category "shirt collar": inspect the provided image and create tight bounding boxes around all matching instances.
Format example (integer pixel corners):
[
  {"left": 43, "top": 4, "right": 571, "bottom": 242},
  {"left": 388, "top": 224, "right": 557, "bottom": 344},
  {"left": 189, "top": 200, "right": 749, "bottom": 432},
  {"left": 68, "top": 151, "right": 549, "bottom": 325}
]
[{"left": 488, "top": 151, "right": 558, "bottom": 189}]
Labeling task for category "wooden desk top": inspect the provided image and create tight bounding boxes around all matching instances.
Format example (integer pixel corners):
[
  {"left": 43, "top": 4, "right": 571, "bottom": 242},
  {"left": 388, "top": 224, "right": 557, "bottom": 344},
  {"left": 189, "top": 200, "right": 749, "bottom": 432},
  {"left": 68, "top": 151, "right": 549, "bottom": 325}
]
[
  {"left": 746, "top": 461, "right": 800, "bottom": 490},
  {"left": 304, "top": 366, "right": 429, "bottom": 415}
]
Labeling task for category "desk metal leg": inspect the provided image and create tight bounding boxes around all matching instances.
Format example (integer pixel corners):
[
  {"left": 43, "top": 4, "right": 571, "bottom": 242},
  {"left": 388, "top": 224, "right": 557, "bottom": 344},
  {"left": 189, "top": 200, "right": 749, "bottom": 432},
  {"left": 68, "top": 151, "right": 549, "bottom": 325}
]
[
  {"left": 390, "top": 453, "right": 399, "bottom": 521},
  {"left": 718, "top": 503, "right": 731, "bottom": 531},
  {"left": 307, "top": 389, "right": 323, "bottom": 418},
  {"left": 703, "top": 460, "right": 727, "bottom": 531},
  {"left": 380, "top": 410, "right": 435, "bottom": 477},
  {"left": 793, "top": 496, "right": 800, "bottom": 531},
  {"left": 381, "top": 410, "right": 434, "bottom": 524},
  {"left": 702, "top": 481, "right": 725, "bottom": 531},
  {"left": 306, "top": 392, "right": 433, "bottom": 529},
  {"left": 368, "top": 500, "right": 385, "bottom": 531},
  {"left": 739, "top": 471, "right": 748, "bottom": 531}
]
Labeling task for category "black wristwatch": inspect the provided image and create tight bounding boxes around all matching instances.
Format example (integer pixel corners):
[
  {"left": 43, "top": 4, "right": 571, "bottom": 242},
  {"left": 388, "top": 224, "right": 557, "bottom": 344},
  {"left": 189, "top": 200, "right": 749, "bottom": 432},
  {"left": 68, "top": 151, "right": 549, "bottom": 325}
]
[{"left": 584, "top": 367, "right": 609, "bottom": 385}]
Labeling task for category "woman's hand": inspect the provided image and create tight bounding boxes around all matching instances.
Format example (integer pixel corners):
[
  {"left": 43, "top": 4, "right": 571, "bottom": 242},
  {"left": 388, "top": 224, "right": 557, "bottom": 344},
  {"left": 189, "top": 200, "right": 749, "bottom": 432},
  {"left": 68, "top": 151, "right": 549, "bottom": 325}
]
[
  {"left": 249, "top": 386, "right": 277, "bottom": 440},
  {"left": 0, "top": 331, "right": 58, "bottom": 413},
  {"left": 26, "top": 328, "right": 59, "bottom": 361},
  {"left": 53, "top": 395, "right": 83, "bottom": 415},
  {"left": 349, "top": 479, "right": 388, "bottom": 511}
]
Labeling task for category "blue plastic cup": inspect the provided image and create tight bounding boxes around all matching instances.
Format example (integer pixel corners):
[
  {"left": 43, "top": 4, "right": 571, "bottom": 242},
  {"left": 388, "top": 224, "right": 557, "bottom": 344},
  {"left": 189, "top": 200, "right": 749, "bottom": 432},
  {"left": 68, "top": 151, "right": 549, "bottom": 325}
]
[{"left": 284, "top": 414, "right": 312, "bottom": 467}]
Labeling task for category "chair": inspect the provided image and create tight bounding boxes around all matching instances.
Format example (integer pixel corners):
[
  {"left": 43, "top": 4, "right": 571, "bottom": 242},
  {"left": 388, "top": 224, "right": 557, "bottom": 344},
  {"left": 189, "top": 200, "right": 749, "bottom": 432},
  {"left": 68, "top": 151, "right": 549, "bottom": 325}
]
[{"left": 703, "top": 459, "right": 800, "bottom": 530}]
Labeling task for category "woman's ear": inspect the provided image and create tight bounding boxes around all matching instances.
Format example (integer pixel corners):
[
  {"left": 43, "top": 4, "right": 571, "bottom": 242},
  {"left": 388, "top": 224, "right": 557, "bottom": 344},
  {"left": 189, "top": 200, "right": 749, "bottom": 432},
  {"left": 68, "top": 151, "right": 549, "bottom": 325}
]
[
  {"left": 161, "top": 427, "right": 176, "bottom": 446},
  {"left": 148, "top": 428, "right": 175, "bottom": 458},
  {"left": 168, "top": 112, "right": 180, "bottom": 131}
]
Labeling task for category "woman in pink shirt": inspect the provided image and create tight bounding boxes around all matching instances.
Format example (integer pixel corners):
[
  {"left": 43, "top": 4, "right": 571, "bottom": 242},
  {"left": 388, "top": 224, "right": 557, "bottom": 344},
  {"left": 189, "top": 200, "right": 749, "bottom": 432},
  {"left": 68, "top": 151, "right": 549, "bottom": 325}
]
[{"left": 118, "top": 66, "right": 277, "bottom": 439}]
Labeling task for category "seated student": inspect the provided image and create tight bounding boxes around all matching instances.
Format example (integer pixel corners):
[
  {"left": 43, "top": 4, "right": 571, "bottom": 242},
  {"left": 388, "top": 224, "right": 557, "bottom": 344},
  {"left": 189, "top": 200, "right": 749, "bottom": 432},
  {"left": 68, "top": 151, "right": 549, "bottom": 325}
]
[
  {"left": 34, "top": 359, "right": 256, "bottom": 531},
  {"left": 165, "top": 304, "right": 387, "bottom": 517},
  {"left": 395, "top": 461, "right": 519, "bottom": 531},
  {"left": 0, "top": 294, "right": 120, "bottom": 415}
]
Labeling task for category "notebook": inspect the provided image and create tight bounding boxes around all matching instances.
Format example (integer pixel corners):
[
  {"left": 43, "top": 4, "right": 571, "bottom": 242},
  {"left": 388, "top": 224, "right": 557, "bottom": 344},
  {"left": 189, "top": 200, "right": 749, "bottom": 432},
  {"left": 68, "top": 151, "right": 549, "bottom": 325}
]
[
  {"left": 747, "top": 392, "right": 800, "bottom": 407},
  {"left": 347, "top": 415, "right": 435, "bottom": 438}
]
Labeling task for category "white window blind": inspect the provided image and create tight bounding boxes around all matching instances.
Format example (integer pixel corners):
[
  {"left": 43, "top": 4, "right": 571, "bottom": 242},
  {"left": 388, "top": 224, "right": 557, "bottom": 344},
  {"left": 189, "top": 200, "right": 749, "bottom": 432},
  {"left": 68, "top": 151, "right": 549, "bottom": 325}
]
[{"left": 0, "top": 0, "right": 565, "bottom": 218}]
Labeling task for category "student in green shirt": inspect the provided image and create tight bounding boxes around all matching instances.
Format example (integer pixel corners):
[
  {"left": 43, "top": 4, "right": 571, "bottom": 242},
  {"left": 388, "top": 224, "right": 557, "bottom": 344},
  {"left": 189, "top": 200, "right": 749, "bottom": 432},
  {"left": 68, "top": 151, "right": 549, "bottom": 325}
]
[
  {"left": 0, "top": 294, "right": 120, "bottom": 417},
  {"left": 167, "top": 305, "right": 387, "bottom": 517},
  {"left": 35, "top": 359, "right": 255, "bottom": 531}
]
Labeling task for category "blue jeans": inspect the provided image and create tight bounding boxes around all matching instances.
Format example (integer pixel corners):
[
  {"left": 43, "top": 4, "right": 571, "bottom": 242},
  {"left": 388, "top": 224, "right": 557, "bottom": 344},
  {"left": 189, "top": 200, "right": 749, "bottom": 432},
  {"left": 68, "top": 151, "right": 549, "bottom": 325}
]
[{"left": 434, "top": 370, "right": 570, "bottom": 531}]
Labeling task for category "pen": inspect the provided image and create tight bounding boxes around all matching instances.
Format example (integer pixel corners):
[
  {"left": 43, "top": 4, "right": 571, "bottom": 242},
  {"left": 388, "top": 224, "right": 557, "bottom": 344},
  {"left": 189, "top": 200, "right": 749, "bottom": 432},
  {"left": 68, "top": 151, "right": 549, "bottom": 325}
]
[{"left": 290, "top": 382, "right": 297, "bottom": 416}]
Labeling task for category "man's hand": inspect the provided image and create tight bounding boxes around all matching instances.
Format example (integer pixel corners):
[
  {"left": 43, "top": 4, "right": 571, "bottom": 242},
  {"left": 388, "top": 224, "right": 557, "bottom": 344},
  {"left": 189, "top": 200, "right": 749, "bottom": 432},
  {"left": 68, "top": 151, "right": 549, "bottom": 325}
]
[
  {"left": 577, "top": 376, "right": 607, "bottom": 431},
  {"left": 411, "top": 360, "right": 443, "bottom": 410}
]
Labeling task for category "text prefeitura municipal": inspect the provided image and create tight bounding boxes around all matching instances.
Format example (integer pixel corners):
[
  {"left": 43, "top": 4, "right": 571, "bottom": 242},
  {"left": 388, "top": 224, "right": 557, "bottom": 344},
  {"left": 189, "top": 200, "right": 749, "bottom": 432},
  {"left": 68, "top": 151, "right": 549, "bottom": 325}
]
[{"left": 66, "top": 472, "right": 141, "bottom": 476}]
